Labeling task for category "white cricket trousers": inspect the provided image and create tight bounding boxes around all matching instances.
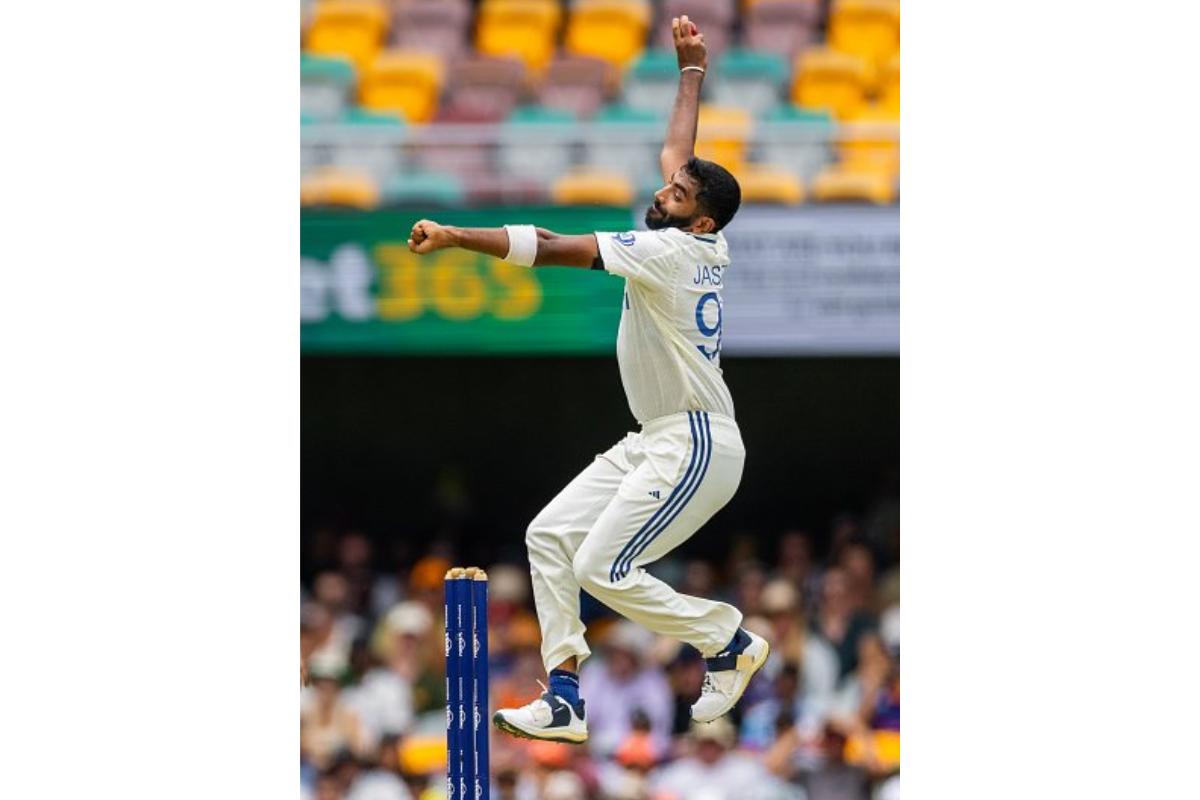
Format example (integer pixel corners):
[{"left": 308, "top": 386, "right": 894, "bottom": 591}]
[{"left": 526, "top": 410, "right": 746, "bottom": 673}]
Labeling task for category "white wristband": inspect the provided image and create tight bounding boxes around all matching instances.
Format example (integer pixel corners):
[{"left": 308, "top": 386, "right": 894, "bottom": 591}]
[
  {"left": 503, "top": 224, "right": 538, "bottom": 267},
  {"left": 681, "top": 66, "right": 705, "bottom": 75}
]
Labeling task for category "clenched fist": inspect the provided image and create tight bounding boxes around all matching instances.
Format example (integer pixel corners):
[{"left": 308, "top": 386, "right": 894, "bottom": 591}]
[
  {"left": 407, "top": 219, "right": 455, "bottom": 254},
  {"left": 672, "top": 15, "right": 707, "bottom": 71}
]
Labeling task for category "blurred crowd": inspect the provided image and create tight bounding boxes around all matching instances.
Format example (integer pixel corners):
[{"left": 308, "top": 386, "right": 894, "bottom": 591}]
[{"left": 301, "top": 514, "right": 899, "bottom": 800}]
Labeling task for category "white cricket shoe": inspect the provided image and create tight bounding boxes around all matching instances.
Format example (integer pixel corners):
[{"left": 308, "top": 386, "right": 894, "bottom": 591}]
[
  {"left": 690, "top": 630, "right": 771, "bottom": 723},
  {"left": 493, "top": 681, "right": 588, "bottom": 744}
]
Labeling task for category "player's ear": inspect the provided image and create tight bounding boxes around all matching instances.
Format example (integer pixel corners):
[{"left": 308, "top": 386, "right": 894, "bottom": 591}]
[{"left": 691, "top": 216, "right": 716, "bottom": 234}]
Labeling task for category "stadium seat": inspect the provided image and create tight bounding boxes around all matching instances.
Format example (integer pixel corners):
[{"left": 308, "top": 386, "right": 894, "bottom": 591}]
[
  {"left": 623, "top": 50, "right": 682, "bottom": 114},
  {"left": 584, "top": 105, "right": 664, "bottom": 186},
  {"left": 828, "top": 0, "right": 900, "bottom": 75},
  {"left": 391, "top": 0, "right": 471, "bottom": 59},
  {"left": 810, "top": 163, "right": 896, "bottom": 204},
  {"left": 552, "top": 170, "right": 636, "bottom": 205},
  {"left": 743, "top": 0, "right": 822, "bottom": 60},
  {"left": 879, "top": 54, "right": 899, "bottom": 116},
  {"left": 735, "top": 165, "right": 806, "bottom": 204},
  {"left": 304, "top": 0, "right": 390, "bottom": 72},
  {"left": 537, "top": 56, "right": 615, "bottom": 120},
  {"left": 837, "top": 104, "right": 899, "bottom": 176},
  {"left": 791, "top": 47, "right": 870, "bottom": 119},
  {"left": 330, "top": 108, "right": 407, "bottom": 182},
  {"left": 709, "top": 49, "right": 789, "bottom": 115},
  {"left": 301, "top": 53, "right": 357, "bottom": 120},
  {"left": 757, "top": 105, "right": 835, "bottom": 181},
  {"left": 653, "top": 0, "right": 735, "bottom": 58},
  {"left": 359, "top": 50, "right": 444, "bottom": 123},
  {"left": 381, "top": 171, "right": 465, "bottom": 206},
  {"left": 301, "top": 167, "right": 381, "bottom": 209},
  {"left": 440, "top": 56, "right": 527, "bottom": 123},
  {"left": 464, "top": 173, "right": 551, "bottom": 205},
  {"left": 565, "top": 0, "right": 652, "bottom": 69},
  {"left": 695, "top": 105, "right": 752, "bottom": 174},
  {"left": 500, "top": 106, "right": 578, "bottom": 183},
  {"left": 476, "top": 0, "right": 563, "bottom": 73}
]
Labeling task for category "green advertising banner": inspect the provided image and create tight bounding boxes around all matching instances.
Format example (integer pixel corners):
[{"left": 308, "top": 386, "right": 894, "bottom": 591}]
[{"left": 302, "top": 207, "right": 634, "bottom": 354}]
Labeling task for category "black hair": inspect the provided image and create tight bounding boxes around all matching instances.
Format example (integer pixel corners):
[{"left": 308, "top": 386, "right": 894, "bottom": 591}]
[{"left": 683, "top": 156, "right": 742, "bottom": 231}]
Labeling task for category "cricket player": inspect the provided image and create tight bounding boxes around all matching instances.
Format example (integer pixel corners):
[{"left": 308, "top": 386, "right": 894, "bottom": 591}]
[{"left": 407, "top": 16, "right": 768, "bottom": 743}]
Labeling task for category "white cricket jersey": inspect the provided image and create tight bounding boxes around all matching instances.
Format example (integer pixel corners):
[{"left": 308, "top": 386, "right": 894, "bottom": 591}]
[{"left": 594, "top": 227, "right": 735, "bottom": 424}]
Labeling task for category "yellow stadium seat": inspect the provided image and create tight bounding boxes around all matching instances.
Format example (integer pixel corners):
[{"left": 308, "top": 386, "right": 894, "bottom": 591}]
[
  {"left": 476, "top": 0, "right": 563, "bottom": 73},
  {"left": 359, "top": 51, "right": 444, "bottom": 123},
  {"left": 552, "top": 170, "right": 635, "bottom": 205},
  {"left": 879, "top": 54, "right": 899, "bottom": 115},
  {"left": 829, "top": 0, "right": 900, "bottom": 73},
  {"left": 811, "top": 163, "right": 896, "bottom": 204},
  {"left": 304, "top": 0, "right": 390, "bottom": 72},
  {"left": 838, "top": 104, "right": 899, "bottom": 175},
  {"left": 791, "top": 48, "right": 870, "bottom": 119},
  {"left": 301, "top": 167, "right": 381, "bottom": 209},
  {"left": 565, "top": 0, "right": 652, "bottom": 69},
  {"left": 695, "top": 105, "right": 752, "bottom": 174},
  {"left": 735, "top": 165, "right": 806, "bottom": 204}
]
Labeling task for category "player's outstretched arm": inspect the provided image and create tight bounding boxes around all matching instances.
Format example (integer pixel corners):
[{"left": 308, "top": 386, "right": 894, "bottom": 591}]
[
  {"left": 408, "top": 220, "right": 599, "bottom": 268},
  {"left": 660, "top": 15, "right": 708, "bottom": 182}
]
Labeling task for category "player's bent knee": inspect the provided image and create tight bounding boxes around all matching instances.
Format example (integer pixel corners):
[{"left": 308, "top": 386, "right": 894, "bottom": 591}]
[{"left": 570, "top": 547, "right": 610, "bottom": 591}]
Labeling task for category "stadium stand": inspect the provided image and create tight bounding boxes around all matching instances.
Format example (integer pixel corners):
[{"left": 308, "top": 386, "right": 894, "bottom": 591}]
[
  {"left": 329, "top": 108, "right": 407, "bottom": 181},
  {"left": 301, "top": 53, "right": 356, "bottom": 121},
  {"left": 791, "top": 47, "right": 871, "bottom": 120},
  {"left": 304, "top": 0, "right": 390, "bottom": 71},
  {"left": 710, "top": 48, "right": 791, "bottom": 115},
  {"left": 500, "top": 106, "right": 578, "bottom": 183},
  {"left": 359, "top": 50, "right": 444, "bottom": 123},
  {"left": 756, "top": 105, "right": 835, "bottom": 182},
  {"left": 301, "top": 166, "right": 381, "bottom": 209},
  {"left": 584, "top": 104, "right": 665, "bottom": 188},
  {"left": 382, "top": 170, "right": 466, "bottom": 206},
  {"left": 743, "top": 0, "right": 823, "bottom": 60},
  {"left": 300, "top": 0, "right": 900, "bottom": 205},
  {"left": 564, "top": 0, "right": 653, "bottom": 69},
  {"left": 623, "top": 49, "right": 683, "bottom": 113},
  {"left": 736, "top": 164, "right": 807, "bottom": 204},
  {"left": 811, "top": 163, "right": 896, "bottom": 204},
  {"left": 438, "top": 56, "right": 526, "bottom": 123},
  {"left": 695, "top": 104, "right": 752, "bottom": 175},
  {"left": 536, "top": 56, "right": 616, "bottom": 119},
  {"left": 552, "top": 169, "right": 637, "bottom": 205},
  {"left": 828, "top": 0, "right": 901, "bottom": 79},
  {"left": 475, "top": 0, "right": 563, "bottom": 73},
  {"left": 390, "top": 0, "right": 471, "bottom": 59}
]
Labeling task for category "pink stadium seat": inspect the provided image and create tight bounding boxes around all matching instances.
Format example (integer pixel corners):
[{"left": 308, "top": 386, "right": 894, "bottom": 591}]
[
  {"left": 391, "top": 0, "right": 471, "bottom": 59},
  {"left": 440, "top": 56, "right": 528, "bottom": 123},
  {"left": 743, "top": 0, "right": 824, "bottom": 61},
  {"left": 536, "top": 56, "right": 616, "bottom": 119},
  {"left": 464, "top": 173, "right": 550, "bottom": 205},
  {"left": 653, "top": 0, "right": 735, "bottom": 58}
]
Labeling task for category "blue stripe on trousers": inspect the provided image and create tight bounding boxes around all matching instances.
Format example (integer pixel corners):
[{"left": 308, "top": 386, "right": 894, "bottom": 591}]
[
  {"left": 609, "top": 411, "right": 700, "bottom": 583},
  {"left": 615, "top": 411, "right": 713, "bottom": 581}
]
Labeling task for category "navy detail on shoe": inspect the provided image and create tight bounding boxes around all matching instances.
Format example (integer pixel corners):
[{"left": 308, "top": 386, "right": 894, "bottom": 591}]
[
  {"left": 723, "top": 628, "right": 751, "bottom": 655},
  {"left": 704, "top": 628, "right": 751, "bottom": 672},
  {"left": 543, "top": 691, "right": 585, "bottom": 724}
]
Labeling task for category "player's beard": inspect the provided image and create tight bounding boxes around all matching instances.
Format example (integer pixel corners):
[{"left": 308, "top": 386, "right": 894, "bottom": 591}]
[{"left": 644, "top": 201, "right": 693, "bottom": 231}]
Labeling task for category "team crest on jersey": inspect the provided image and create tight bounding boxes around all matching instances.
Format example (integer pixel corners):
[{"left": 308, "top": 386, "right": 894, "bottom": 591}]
[{"left": 613, "top": 232, "right": 637, "bottom": 246}]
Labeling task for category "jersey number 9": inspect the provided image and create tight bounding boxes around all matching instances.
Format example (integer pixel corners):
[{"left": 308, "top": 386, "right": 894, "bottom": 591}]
[{"left": 695, "top": 292, "right": 723, "bottom": 361}]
